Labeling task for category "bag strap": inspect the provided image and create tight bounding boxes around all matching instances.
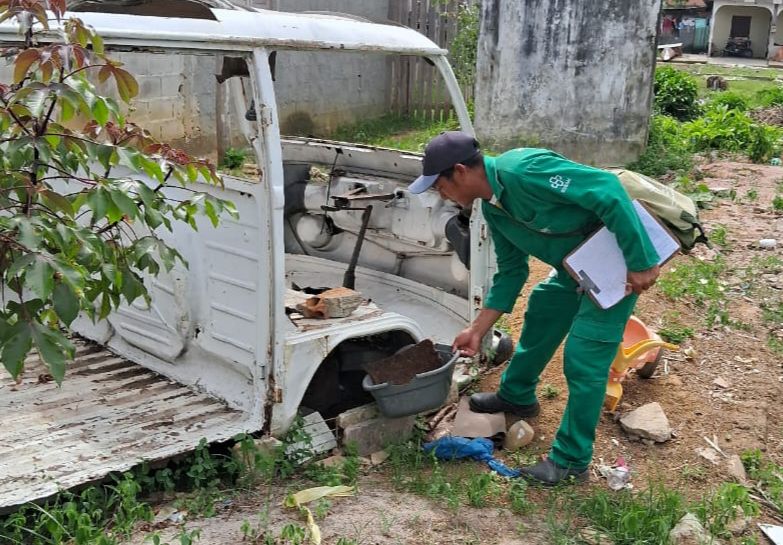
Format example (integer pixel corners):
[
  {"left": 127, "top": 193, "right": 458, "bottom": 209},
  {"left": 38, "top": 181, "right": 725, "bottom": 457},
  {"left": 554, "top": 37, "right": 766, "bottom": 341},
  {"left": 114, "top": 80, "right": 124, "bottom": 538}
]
[{"left": 488, "top": 201, "right": 601, "bottom": 238}]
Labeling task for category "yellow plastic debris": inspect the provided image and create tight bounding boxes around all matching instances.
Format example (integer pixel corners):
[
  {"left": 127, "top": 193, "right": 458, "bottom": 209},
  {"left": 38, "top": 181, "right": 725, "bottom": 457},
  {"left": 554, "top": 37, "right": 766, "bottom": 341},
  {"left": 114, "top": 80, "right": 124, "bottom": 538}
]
[{"left": 283, "top": 485, "right": 355, "bottom": 544}]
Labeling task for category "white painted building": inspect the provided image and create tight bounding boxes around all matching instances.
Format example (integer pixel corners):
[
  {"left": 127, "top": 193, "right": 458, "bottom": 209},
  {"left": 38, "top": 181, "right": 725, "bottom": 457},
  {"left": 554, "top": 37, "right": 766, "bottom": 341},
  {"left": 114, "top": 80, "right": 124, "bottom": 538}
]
[{"left": 709, "top": 0, "right": 783, "bottom": 60}]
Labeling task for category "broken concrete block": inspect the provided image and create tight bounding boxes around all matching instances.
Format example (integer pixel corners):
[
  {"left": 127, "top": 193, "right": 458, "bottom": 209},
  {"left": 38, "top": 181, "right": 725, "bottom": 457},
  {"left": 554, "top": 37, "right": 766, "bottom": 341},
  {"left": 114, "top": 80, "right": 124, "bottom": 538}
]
[
  {"left": 336, "top": 403, "right": 379, "bottom": 430},
  {"left": 342, "top": 415, "right": 415, "bottom": 456},
  {"left": 287, "top": 411, "right": 337, "bottom": 462},
  {"left": 725, "top": 454, "right": 747, "bottom": 483},
  {"left": 297, "top": 287, "right": 363, "bottom": 319},
  {"left": 619, "top": 402, "right": 671, "bottom": 443},
  {"left": 669, "top": 513, "right": 723, "bottom": 545}
]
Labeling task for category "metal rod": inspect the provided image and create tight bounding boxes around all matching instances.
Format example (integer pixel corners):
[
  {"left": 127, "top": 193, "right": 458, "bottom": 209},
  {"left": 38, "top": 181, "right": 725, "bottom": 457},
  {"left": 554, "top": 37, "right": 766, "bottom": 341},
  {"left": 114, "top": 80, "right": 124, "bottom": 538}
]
[{"left": 343, "top": 205, "right": 373, "bottom": 290}]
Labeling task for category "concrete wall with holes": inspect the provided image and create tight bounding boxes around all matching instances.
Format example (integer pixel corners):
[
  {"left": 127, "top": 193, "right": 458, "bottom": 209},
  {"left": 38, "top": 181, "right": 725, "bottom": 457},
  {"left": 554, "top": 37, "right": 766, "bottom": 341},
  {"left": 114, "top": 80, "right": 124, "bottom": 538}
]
[
  {"left": 106, "top": 0, "right": 394, "bottom": 154},
  {"left": 474, "top": 0, "right": 661, "bottom": 166}
]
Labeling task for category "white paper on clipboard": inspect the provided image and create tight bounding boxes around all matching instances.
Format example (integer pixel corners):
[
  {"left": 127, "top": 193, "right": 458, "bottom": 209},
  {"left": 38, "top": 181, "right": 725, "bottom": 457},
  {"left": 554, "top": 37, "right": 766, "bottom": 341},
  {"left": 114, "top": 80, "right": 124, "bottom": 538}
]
[{"left": 563, "top": 200, "right": 680, "bottom": 309}]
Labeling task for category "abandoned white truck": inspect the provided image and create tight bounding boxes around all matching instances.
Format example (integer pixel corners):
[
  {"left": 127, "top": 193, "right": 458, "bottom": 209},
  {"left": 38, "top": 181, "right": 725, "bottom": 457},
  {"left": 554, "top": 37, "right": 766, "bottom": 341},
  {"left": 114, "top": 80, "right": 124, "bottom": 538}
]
[{"left": 0, "top": 2, "right": 503, "bottom": 508}]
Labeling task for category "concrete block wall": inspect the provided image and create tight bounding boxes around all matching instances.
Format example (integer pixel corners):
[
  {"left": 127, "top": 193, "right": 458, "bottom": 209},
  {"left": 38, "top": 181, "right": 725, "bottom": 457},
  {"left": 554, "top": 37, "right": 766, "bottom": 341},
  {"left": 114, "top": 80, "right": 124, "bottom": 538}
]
[{"left": 272, "top": 0, "right": 392, "bottom": 135}]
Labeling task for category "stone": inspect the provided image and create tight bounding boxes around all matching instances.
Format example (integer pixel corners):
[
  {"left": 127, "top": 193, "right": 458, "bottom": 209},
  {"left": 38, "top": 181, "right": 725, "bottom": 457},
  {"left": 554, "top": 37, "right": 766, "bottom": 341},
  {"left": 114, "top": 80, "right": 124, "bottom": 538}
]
[
  {"left": 318, "top": 454, "right": 345, "bottom": 468},
  {"left": 619, "top": 402, "right": 672, "bottom": 443},
  {"left": 725, "top": 454, "right": 747, "bottom": 483},
  {"left": 727, "top": 507, "right": 750, "bottom": 536},
  {"left": 336, "top": 403, "right": 379, "bottom": 430},
  {"left": 713, "top": 377, "right": 730, "bottom": 389},
  {"left": 370, "top": 450, "right": 390, "bottom": 465},
  {"left": 580, "top": 527, "right": 615, "bottom": 545},
  {"left": 503, "top": 420, "right": 535, "bottom": 451},
  {"left": 342, "top": 415, "right": 416, "bottom": 456},
  {"left": 666, "top": 375, "right": 683, "bottom": 387},
  {"left": 669, "top": 513, "right": 723, "bottom": 545},
  {"left": 696, "top": 447, "right": 721, "bottom": 466}
]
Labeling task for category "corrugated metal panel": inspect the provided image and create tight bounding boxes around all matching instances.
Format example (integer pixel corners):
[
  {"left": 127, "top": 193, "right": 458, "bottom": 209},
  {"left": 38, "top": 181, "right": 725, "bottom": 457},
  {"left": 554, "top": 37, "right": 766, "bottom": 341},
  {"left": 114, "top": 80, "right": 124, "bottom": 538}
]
[{"left": 0, "top": 341, "right": 246, "bottom": 509}]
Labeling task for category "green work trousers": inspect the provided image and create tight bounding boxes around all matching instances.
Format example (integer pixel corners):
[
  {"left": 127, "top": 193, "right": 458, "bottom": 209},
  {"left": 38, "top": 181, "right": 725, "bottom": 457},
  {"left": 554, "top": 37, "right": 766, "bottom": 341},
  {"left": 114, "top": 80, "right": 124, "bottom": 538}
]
[{"left": 498, "top": 269, "right": 637, "bottom": 470}]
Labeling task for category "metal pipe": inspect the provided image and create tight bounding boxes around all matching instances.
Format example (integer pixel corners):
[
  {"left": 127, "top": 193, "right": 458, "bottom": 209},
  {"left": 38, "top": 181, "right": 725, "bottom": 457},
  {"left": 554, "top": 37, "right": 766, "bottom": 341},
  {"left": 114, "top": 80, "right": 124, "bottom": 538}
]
[{"left": 343, "top": 205, "right": 373, "bottom": 290}]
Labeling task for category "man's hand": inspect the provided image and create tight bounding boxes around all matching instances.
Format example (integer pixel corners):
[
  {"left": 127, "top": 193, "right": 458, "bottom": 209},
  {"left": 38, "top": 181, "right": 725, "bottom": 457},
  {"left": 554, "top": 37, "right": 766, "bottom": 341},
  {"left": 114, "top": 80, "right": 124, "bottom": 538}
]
[
  {"left": 453, "top": 326, "right": 483, "bottom": 357},
  {"left": 626, "top": 265, "right": 660, "bottom": 295},
  {"left": 452, "top": 308, "right": 503, "bottom": 357}
]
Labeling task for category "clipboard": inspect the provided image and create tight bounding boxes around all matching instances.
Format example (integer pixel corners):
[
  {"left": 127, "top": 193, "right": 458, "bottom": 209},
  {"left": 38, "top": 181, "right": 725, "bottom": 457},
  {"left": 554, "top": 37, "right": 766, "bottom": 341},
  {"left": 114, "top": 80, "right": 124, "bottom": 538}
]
[{"left": 562, "top": 200, "right": 680, "bottom": 309}]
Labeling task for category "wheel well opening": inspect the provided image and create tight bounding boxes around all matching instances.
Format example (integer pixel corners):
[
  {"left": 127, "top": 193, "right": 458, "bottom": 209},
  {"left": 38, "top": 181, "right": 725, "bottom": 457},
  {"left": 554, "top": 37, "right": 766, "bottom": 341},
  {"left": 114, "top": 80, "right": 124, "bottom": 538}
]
[{"left": 299, "top": 330, "right": 416, "bottom": 421}]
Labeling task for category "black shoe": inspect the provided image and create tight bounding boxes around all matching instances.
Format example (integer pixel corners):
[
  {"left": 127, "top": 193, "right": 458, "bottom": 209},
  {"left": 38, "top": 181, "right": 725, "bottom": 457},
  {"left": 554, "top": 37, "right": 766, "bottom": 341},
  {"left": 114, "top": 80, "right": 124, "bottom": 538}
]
[
  {"left": 519, "top": 458, "right": 588, "bottom": 487},
  {"left": 469, "top": 392, "right": 540, "bottom": 418}
]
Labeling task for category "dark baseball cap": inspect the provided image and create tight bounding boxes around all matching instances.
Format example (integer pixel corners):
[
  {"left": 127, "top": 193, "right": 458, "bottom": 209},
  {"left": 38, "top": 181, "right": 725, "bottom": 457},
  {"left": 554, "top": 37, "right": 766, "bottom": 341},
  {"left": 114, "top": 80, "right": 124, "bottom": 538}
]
[{"left": 408, "top": 131, "right": 481, "bottom": 194}]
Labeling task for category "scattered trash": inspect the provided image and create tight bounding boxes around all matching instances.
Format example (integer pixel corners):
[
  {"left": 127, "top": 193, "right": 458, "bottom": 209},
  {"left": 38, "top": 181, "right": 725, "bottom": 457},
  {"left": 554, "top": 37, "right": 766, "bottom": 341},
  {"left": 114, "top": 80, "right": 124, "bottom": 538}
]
[
  {"left": 284, "top": 485, "right": 355, "bottom": 545},
  {"left": 682, "top": 346, "right": 697, "bottom": 360},
  {"left": 152, "top": 505, "right": 187, "bottom": 526},
  {"left": 423, "top": 436, "right": 520, "bottom": 478},
  {"left": 598, "top": 457, "right": 632, "bottom": 491},
  {"left": 503, "top": 419, "right": 535, "bottom": 451},
  {"left": 771, "top": 158, "right": 782, "bottom": 166},
  {"left": 759, "top": 523, "right": 783, "bottom": 545},
  {"left": 760, "top": 239, "right": 778, "bottom": 250}
]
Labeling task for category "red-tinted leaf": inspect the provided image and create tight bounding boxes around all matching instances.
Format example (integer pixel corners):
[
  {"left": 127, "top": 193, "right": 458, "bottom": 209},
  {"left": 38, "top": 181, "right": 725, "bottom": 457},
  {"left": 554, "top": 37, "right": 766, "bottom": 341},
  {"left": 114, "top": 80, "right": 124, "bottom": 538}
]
[
  {"left": 49, "top": 0, "right": 66, "bottom": 19},
  {"left": 97, "top": 64, "right": 112, "bottom": 83},
  {"left": 113, "top": 68, "right": 139, "bottom": 103},
  {"left": 13, "top": 48, "right": 39, "bottom": 84}
]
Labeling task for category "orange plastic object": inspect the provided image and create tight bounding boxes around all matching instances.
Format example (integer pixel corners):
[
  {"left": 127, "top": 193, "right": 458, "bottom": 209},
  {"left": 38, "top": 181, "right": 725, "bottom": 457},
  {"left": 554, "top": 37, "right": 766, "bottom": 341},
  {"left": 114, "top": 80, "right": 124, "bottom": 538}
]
[{"left": 605, "top": 316, "right": 679, "bottom": 411}]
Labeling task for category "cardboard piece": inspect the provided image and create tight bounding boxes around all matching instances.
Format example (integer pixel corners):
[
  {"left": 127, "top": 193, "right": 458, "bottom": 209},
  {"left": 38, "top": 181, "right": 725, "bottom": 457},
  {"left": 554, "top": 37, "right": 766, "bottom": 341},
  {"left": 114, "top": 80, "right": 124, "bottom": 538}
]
[{"left": 451, "top": 397, "right": 507, "bottom": 439}]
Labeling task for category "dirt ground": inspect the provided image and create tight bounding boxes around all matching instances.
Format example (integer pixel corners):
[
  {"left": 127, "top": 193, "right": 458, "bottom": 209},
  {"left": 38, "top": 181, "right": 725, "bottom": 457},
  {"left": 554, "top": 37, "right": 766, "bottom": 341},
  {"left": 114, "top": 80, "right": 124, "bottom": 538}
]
[
  {"left": 131, "top": 475, "right": 550, "bottom": 545},
  {"left": 133, "top": 159, "right": 783, "bottom": 545},
  {"left": 480, "top": 159, "right": 783, "bottom": 490}
]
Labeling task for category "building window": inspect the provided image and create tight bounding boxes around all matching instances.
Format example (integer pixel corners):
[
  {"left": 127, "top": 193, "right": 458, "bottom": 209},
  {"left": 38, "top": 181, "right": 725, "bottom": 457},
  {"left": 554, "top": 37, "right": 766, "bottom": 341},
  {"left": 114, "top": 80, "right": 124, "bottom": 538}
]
[{"left": 730, "top": 15, "right": 752, "bottom": 38}]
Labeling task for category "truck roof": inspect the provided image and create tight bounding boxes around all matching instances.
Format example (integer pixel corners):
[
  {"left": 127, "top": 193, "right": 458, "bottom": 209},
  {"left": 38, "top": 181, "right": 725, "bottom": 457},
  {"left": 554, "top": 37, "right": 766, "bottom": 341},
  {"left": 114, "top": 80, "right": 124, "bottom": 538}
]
[{"left": 0, "top": 7, "right": 447, "bottom": 56}]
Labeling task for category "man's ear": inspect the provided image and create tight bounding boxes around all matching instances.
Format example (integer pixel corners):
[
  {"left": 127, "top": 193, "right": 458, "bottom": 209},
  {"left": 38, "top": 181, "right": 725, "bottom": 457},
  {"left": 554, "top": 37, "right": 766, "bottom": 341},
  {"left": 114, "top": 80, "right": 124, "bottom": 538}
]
[{"left": 454, "top": 163, "right": 468, "bottom": 177}]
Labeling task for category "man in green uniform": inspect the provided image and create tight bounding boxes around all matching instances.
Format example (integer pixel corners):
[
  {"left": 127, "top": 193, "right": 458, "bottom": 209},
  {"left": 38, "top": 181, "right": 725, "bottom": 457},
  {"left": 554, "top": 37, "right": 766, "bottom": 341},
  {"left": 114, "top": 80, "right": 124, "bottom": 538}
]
[{"left": 409, "top": 132, "right": 660, "bottom": 485}]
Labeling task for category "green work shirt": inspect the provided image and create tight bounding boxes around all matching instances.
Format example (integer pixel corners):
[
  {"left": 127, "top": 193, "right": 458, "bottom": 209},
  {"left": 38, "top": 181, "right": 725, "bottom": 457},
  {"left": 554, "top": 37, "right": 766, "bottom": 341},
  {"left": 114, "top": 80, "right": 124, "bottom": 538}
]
[{"left": 482, "top": 149, "right": 660, "bottom": 313}]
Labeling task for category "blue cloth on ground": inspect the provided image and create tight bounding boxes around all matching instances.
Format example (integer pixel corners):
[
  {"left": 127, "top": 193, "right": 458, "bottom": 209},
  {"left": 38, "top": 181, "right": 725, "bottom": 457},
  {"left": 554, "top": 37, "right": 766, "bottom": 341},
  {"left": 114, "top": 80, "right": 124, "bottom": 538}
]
[{"left": 422, "top": 436, "right": 521, "bottom": 478}]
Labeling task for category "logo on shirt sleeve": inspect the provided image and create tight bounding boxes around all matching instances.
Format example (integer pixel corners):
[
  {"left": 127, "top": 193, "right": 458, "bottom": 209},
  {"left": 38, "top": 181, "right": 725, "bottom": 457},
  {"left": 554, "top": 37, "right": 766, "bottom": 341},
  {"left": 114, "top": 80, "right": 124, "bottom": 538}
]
[{"left": 549, "top": 174, "right": 571, "bottom": 193}]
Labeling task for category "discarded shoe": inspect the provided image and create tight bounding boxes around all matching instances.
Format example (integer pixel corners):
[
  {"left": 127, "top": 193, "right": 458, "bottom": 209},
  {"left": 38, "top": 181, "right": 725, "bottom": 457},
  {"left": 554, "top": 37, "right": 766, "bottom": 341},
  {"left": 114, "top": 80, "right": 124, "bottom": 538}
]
[
  {"left": 519, "top": 457, "right": 588, "bottom": 486},
  {"left": 468, "top": 392, "right": 540, "bottom": 418}
]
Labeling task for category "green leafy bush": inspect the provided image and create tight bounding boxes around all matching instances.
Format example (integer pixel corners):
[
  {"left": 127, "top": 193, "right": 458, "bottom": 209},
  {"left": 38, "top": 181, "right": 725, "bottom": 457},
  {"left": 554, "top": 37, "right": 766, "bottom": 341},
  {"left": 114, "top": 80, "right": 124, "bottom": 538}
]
[
  {"left": 627, "top": 115, "right": 692, "bottom": 176},
  {"left": 683, "top": 105, "right": 781, "bottom": 162},
  {"left": 756, "top": 85, "right": 783, "bottom": 107},
  {"left": 705, "top": 91, "right": 749, "bottom": 112},
  {"left": 654, "top": 66, "right": 700, "bottom": 121}
]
